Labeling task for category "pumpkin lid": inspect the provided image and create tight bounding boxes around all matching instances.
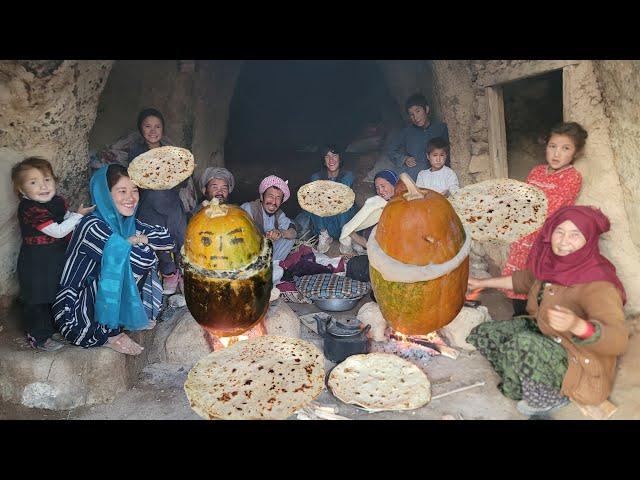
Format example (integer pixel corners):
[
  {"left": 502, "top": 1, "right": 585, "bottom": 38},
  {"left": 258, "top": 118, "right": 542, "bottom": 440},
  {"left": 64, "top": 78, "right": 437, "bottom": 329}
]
[
  {"left": 183, "top": 199, "right": 265, "bottom": 271},
  {"left": 375, "top": 173, "right": 466, "bottom": 266}
]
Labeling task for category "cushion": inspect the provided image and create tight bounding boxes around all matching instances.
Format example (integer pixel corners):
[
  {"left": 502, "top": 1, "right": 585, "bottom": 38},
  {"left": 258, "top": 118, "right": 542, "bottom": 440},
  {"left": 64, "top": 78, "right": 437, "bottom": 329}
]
[{"left": 295, "top": 273, "right": 370, "bottom": 300}]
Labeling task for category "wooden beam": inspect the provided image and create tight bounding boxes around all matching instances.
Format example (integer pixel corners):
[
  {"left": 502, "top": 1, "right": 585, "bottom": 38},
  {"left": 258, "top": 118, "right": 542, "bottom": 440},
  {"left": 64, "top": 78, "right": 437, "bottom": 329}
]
[
  {"left": 562, "top": 64, "right": 576, "bottom": 120},
  {"left": 486, "top": 86, "right": 508, "bottom": 179},
  {"left": 479, "top": 60, "right": 581, "bottom": 87}
]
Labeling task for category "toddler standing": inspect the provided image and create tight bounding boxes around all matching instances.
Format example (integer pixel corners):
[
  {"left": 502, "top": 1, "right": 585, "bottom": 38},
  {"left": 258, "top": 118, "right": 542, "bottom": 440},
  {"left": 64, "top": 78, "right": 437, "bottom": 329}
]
[{"left": 11, "top": 157, "right": 94, "bottom": 351}]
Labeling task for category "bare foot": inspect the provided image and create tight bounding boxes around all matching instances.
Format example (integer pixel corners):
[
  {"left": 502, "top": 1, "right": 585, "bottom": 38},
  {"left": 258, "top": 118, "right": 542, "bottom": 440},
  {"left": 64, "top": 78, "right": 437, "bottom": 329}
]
[{"left": 105, "top": 333, "right": 144, "bottom": 355}]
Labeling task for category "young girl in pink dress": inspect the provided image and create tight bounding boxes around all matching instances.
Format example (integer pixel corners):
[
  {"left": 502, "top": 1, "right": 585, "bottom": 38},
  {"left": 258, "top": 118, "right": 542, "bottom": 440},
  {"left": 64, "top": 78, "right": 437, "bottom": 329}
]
[{"left": 501, "top": 122, "right": 587, "bottom": 315}]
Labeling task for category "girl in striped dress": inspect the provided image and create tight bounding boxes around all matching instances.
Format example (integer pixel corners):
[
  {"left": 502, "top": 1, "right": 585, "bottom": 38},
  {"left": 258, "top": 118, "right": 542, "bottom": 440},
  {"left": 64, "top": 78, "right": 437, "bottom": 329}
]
[{"left": 53, "top": 165, "right": 174, "bottom": 355}]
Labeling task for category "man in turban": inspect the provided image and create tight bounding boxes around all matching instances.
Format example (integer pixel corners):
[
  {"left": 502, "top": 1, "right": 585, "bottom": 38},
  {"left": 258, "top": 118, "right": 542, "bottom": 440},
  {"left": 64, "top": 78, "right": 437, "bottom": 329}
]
[
  {"left": 240, "top": 175, "right": 297, "bottom": 265},
  {"left": 193, "top": 167, "right": 236, "bottom": 214}
]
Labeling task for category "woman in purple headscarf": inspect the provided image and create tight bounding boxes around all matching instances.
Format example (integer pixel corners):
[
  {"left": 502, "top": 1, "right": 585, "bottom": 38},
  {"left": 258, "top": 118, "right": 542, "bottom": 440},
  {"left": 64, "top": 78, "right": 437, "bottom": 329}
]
[{"left": 466, "top": 205, "right": 628, "bottom": 416}]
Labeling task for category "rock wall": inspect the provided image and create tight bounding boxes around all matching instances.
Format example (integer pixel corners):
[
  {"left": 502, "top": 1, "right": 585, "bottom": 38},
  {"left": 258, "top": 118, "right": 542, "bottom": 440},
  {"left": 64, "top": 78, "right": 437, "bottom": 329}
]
[
  {"left": 563, "top": 61, "right": 640, "bottom": 313},
  {"left": 593, "top": 61, "right": 640, "bottom": 251},
  {"left": 190, "top": 60, "right": 243, "bottom": 179},
  {"left": 431, "top": 60, "right": 475, "bottom": 187},
  {"left": 0, "top": 60, "right": 112, "bottom": 308}
]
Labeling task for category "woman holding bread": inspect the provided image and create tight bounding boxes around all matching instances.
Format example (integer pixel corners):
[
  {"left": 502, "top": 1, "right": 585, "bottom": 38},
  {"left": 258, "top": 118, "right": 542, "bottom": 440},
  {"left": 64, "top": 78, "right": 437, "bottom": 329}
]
[
  {"left": 309, "top": 145, "right": 358, "bottom": 254},
  {"left": 128, "top": 108, "right": 189, "bottom": 295},
  {"left": 501, "top": 122, "right": 586, "bottom": 316},
  {"left": 467, "top": 206, "right": 628, "bottom": 417}
]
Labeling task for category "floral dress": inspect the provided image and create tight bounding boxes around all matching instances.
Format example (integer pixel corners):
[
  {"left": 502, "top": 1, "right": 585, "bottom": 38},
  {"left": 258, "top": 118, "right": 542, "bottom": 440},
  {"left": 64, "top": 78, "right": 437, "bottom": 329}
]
[{"left": 501, "top": 164, "right": 582, "bottom": 299}]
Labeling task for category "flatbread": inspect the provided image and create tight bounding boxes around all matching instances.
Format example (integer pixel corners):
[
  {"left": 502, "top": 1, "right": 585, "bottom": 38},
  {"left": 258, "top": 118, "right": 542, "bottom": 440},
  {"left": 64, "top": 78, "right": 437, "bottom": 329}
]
[
  {"left": 328, "top": 353, "right": 431, "bottom": 412},
  {"left": 298, "top": 180, "right": 355, "bottom": 217},
  {"left": 184, "top": 335, "right": 324, "bottom": 420},
  {"left": 449, "top": 179, "right": 547, "bottom": 243},
  {"left": 128, "top": 146, "right": 195, "bottom": 190}
]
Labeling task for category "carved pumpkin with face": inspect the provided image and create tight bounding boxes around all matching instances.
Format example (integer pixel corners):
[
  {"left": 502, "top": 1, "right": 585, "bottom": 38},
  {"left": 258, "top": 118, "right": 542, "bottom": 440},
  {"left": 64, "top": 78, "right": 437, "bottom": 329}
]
[
  {"left": 369, "top": 174, "right": 469, "bottom": 335},
  {"left": 182, "top": 200, "right": 273, "bottom": 337}
]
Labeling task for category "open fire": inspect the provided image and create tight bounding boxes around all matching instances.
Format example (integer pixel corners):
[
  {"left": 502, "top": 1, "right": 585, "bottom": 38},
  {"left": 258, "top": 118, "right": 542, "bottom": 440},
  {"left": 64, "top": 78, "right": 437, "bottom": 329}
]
[
  {"left": 203, "top": 322, "right": 266, "bottom": 351},
  {"left": 370, "top": 326, "right": 459, "bottom": 367},
  {"left": 465, "top": 288, "right": 484, "bottom": 302}
]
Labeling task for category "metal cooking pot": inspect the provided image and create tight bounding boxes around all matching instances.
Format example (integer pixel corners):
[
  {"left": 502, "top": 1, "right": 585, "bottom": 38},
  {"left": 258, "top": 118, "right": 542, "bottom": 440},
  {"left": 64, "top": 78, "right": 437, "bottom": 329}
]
[
  {"left": 315, "top": 315, "right": 371, "bottom": 363},
  {"left": 310, "top": 296, "right": 363, "bottom": 312}
]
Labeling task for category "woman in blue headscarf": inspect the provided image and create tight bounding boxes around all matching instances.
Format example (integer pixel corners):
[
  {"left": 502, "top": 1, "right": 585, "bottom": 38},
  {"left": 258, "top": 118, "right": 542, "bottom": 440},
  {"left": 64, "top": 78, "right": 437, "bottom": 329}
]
[
  {"left": 53, "top": 165, "right": 174, "bottom": 355},
  {"left": 344, "top": 169, "right": 399, "bottom": 283}
]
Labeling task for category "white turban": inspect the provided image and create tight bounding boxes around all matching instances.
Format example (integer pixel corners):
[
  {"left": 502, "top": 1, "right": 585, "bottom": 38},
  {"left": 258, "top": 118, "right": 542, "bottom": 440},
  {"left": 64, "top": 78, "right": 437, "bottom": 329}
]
[{"left": 199, "top": 167, "right": 235, "bottom": 195}]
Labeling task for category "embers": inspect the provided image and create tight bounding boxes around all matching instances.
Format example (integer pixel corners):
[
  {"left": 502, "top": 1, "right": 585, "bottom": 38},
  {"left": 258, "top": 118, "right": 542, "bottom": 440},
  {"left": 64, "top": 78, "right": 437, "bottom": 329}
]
[{"left": 465, "top": 288, "right": 484, "bottom": 307}]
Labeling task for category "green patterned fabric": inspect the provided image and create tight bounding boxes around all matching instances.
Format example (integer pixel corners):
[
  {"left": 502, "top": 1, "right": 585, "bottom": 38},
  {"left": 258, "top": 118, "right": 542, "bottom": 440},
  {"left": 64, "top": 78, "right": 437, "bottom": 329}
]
[{"left": 466, "top": 316, "right": 568, "bottom": 401}]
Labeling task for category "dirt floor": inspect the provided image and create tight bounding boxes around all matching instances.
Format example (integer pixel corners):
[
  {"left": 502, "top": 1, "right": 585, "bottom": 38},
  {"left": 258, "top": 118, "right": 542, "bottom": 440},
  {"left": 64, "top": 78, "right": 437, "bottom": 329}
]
[{"left": 2, "top": 241, "right": 638, "bottom": 421}]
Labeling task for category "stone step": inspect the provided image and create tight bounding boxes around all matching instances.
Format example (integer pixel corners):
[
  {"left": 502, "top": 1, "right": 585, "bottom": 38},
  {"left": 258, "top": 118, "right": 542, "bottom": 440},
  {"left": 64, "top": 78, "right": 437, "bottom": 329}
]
[
  {"left": 0, "top": 295, "right": 304, "bottom": 411},
  {"left": 0, "top": 307, "right": 184, "bottom": 411}
]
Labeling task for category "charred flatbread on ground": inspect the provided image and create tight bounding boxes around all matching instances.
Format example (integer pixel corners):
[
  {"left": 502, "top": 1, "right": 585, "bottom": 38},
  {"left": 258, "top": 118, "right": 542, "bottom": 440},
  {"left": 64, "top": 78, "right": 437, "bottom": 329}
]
[
  {"left": 328, "top": 353, "right": 431, "bottom": 412},
  {"left": 184, "top": 335, "right": 324, "bottom": 420},
  {"left": 128, "top": 146, "right": 195, "bottom": 190},
  {"left": 298, "top": 180, "right": 355, "bottom": 217},
  {"left": 449, "top": 179, "right": 548, "bottom": 243}
]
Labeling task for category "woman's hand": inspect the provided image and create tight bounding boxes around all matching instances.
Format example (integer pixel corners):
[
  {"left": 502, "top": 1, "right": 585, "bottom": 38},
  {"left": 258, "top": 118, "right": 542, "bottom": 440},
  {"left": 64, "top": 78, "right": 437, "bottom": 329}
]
[
  {"left": 265, "top": 229, "right": 282, "bottom": 241},
  {"left": 404, "top": 156, "right": 417, "bottom": 168},
  {"left": 77, "top": 203, "right": 96, "bottom": 216},
  {"left": 468, "top": 277, "right": 486, "bottom": 290},
  {"left": 128, "top": 234, "right": 149, "bottom": 246},
  {"left": 547, "top": 305, "right": 583, "bottom": 333}
]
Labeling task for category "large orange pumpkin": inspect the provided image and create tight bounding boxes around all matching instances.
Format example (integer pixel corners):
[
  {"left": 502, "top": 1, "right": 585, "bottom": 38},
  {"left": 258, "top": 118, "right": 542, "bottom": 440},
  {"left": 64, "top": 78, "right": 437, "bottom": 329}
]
[
  {"left": 181, "top": 200, "right": 272, "bottom": 337},
  {"left": 369, "top": 174, "right": 469, "bottom": 335}
]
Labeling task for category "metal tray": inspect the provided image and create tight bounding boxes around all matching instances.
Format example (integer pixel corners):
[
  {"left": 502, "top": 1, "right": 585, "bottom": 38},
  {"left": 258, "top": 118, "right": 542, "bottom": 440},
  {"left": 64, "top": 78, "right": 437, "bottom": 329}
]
[{"left": 310, "top": 296, "right": 363, "bottom": 312}]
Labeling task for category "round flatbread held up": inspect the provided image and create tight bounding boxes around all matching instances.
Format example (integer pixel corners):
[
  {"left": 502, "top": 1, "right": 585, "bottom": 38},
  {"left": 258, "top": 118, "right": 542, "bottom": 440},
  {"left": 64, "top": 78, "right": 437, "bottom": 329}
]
[
  {"left": 128, "top": 146, "right": 195, "bottom": 190},
  {"left": 449, "top": 178, "right": 548, "bottom": 243},
  {"left": 298, "top": 180, "right": 355, "bottom": 217},
  {"left": 184, "top": 335, "right": 325, "bottom": 420}
]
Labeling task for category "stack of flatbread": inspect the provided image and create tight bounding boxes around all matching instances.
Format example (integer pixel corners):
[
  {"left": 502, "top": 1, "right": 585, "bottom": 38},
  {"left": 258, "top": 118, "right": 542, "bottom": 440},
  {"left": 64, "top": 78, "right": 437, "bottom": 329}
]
[
  {"left": 128, "top": 146, "right": 195, "bottom": 190},
  {"left": 328, "top": 353, "right": 431, "bottom": 412},
  {"left": 184, "top": 336, "right": 324, "bottom": 420},
  {"left": 449, "top": 179, "right": 548, "bottom": 243},
  {"left": 298, "top": 180, "right": 355, "bottom": 217}
]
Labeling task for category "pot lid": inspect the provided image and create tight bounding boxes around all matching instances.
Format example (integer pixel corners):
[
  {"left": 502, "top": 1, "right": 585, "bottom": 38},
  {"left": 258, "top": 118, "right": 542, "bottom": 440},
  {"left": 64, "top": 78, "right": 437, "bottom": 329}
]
[{"left": 327, "top": 318, "right": 365, "bottom": 338}]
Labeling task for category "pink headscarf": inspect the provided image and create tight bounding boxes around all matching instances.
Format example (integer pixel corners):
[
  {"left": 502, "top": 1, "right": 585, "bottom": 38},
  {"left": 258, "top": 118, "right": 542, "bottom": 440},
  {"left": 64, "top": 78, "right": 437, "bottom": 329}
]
[
  {"left": 527, "top": 205, "right": 627, "bottom": 304},
  {"left": 259, "top": 175, "right": 290, "bottom": 202}
]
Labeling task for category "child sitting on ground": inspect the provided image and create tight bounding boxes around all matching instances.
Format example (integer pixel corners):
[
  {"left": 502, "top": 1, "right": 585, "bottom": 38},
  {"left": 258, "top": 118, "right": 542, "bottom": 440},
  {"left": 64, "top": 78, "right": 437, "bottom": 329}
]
[
  {"left": 415, "top": 137, "right": 459, "bottom": 197},
  {"left": 11, "top": 157, "right": 95, "bottom": 351}
]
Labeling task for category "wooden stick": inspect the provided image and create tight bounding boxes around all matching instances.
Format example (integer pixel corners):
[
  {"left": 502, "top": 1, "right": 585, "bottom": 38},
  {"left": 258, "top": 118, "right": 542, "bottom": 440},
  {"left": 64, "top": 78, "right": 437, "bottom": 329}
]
[{"left": 431, "top": 381, "right": 486, "bottom": 400}]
